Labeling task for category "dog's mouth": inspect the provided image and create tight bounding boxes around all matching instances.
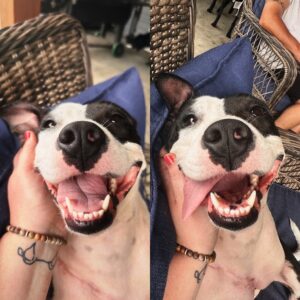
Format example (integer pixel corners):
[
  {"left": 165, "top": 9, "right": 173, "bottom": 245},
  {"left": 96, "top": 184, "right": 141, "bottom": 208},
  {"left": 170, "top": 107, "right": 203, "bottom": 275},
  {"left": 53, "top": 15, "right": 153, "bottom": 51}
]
[
  {"left": 46, "top": 163, "right": 141, "bottom": 234},
  {"left": 183, "top": 159, "right": 282, "bottom": 230}
]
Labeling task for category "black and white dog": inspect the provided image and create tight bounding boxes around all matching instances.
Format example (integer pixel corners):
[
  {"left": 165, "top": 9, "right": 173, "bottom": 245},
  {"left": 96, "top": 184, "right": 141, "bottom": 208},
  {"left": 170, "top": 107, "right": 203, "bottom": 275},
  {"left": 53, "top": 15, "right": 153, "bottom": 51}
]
[
  {"left": 4, "top": 100, "right": 150, "bottom": 300},
  {"left": 156, "top": 73, "right": 300, "bottom": 300}
]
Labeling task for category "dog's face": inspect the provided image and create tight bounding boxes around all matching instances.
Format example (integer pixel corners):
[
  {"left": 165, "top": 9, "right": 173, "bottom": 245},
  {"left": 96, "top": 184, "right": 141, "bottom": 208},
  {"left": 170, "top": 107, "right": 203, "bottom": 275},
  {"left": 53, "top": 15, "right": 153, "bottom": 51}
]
[
  {"left": 156, "top": 74, "right": 284, "bottom": 231},
  {"left": 35, "top": 101, "right": 144, "bottom": 235}
]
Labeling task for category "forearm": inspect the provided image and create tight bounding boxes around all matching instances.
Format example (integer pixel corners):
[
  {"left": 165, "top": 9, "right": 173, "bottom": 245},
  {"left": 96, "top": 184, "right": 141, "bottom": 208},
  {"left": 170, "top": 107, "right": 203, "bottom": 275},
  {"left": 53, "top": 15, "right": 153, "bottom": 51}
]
[
  {"left": 0, "top": 233, "right": 60, "bottom": 300},
  {"left": 164, "top": 253, "right": 208, "bottom": 300},
  {"left": 260, "top": 3, "right": 300, "bottom": 56}
]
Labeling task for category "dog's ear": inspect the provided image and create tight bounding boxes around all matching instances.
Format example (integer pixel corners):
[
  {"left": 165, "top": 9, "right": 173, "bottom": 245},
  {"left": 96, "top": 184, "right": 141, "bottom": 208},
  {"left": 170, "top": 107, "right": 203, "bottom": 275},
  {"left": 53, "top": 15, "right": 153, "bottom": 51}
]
[{"left": 155, "top": 73, "right": 194, "bottom": 115}]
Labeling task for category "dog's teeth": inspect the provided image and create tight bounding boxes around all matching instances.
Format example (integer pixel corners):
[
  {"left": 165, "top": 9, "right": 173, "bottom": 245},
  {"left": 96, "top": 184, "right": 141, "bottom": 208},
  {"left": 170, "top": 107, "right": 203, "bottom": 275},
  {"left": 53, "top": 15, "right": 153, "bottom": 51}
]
[
  {"left": 224, "top": 207, "right": 230, "bottom": 215},
  {"left": 210, "top": 192, "right": 220, "bottom": 208},
  {"left": 103, "top": 195, "right": 110, "bottom": 211},
  {"left": 239, "top": 207, "right": 246, "bottom": 215},
  {"left": 84, "top": 214, "right": 89, "bottom": 221},
  {"left": 88, "top": 213, "right": 93, "bottom": 221},
  {"left": 246, "top": 190, "right": 256, "bottom": 208},
  {"left": 93, "top": 211, "right": 99, "bottom": 218},
  {"left": 109, "top": 178, "right": 117, "bottom": 194},
  {"left": 78, "top": 212, "right": 84, "bottom": 219},
  {"left": 217, "top": 207, "right": 224, "bottom": 215},
  {"left": 244, "top": 206, "right": 251, "bottom": 214},
  {"left": 250, "top": 174, "right": 259, "bottom": 186},
  {"left": 229, "top": 209, "right": 235, "bottom": 217},
  {"left": 73, "top": 211, "right": 78, "bottom": 219},
  {"left": 98, "top": 209, "right": 104, "bottom": 217},
  {"left": 65, "top": 197, "right": 73, "bottom": 212}
]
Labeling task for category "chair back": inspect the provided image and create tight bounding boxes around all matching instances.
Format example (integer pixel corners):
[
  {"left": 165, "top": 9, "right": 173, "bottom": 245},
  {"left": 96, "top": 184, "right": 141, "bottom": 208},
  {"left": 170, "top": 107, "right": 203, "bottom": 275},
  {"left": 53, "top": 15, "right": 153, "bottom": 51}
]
[
  {"left": 150, "top": 0, "right": 196, "bottom": 81},
  {"left": 0, "top": 13, "right": 92, "bottom": 109}
]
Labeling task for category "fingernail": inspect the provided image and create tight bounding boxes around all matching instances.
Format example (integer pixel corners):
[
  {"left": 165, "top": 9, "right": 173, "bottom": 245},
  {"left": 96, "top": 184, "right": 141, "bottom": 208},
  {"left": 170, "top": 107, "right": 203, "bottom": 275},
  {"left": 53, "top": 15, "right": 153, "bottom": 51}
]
[
  {"left": 24, "top": 131, "right": 31, "bottom": 140},
  {"left": 164, "top": 153, "right": 176, "bottom": 166}
]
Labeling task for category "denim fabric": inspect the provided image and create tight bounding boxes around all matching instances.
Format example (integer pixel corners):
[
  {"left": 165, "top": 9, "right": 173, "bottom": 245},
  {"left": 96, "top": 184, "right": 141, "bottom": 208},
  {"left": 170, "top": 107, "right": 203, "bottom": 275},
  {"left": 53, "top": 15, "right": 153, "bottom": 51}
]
[
  {"left": 0, "top": 67, "right": 146, "bottom": 238},
  {"left": 253, "top": 0, "right": 265, "bottom": 18},
  {"left": 255, "top": 183, "right": 300, "bottom": 300},
  {"left": 0, "top": 120, "right": 18, "bottom": 236}
]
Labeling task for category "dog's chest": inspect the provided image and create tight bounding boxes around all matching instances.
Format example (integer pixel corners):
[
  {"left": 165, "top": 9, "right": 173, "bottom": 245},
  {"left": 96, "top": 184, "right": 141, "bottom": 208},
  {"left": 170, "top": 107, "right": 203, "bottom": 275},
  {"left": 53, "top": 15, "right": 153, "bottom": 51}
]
[
  {"left": 52, "top": 211, "right": 149, "bottom": 300},
  {"left": 197, "top": 208, "right": 286, "bottom": 299}
]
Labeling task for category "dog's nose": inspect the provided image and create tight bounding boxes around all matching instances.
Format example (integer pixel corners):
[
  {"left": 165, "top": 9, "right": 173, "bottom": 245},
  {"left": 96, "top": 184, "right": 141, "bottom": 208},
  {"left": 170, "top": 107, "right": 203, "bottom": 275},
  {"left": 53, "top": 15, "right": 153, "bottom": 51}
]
[
  {"left": 58, "top": 121, "right": 107, "bottom": 172},
  {"left": 203, "top": 119, "right": 253, "bottom": 171}
]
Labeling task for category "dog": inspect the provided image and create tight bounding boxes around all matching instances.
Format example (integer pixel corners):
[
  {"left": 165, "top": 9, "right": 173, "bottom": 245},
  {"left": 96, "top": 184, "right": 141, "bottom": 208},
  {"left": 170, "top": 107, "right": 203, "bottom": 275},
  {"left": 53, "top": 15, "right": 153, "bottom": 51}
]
[
  {"left": 156, "top": 73, "right": 300, "bottom": 300},
  {"left": 3, "top": 100, "right": 150, "bottom": 300}
]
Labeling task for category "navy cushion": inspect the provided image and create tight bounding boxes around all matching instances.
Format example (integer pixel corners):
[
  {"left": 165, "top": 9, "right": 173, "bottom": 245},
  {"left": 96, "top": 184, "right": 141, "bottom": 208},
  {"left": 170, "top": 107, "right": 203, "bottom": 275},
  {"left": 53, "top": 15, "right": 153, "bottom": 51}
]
[
  {"left": 0, "top": 67, "right": 146, "bottom": 237},
  {"left": 151, "top": 37, "right": 255, "bottom": 300},
  {"left": 0, "top": 120, "right": 18, "bottom": 236},
  {"left": 253, "top": 0, "right": 265, "bottom": 18}
]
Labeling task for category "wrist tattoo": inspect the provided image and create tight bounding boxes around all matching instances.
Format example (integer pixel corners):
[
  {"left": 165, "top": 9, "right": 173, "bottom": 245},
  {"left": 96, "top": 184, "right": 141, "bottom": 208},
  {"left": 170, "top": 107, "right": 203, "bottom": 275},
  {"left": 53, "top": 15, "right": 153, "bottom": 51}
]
[
  {"left": 17, "top": 242, "right": 57, "bottom": 270},
  {"left": 194, "top": 264, "right": 207, "bottom": 284}
]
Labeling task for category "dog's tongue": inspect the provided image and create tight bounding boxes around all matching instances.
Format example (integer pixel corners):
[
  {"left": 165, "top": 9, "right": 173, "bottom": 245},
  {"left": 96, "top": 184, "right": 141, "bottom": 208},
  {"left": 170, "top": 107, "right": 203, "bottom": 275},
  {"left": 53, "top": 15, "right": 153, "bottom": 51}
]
[
  {"left": 57, "top": 174, "right": 108, "bottom": 212},
  {"left": 183, "top": 176, "right": 221, "bottom": 219}
]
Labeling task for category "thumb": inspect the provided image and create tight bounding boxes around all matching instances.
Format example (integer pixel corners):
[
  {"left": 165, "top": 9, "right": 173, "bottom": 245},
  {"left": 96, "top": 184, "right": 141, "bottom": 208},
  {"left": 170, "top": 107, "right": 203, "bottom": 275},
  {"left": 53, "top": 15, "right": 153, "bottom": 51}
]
[{"left": 17, "top": 131, "right": 38, "bottom": 171}]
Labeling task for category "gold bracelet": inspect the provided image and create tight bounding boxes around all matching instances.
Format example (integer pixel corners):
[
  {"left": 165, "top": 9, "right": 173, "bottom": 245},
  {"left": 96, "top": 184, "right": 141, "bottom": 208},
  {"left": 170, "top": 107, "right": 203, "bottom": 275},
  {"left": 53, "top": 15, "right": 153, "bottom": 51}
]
[
  {"left": 6, "top": 225, "right": 67, "bottom": 246},
  {"left": 176, "top": 243, "right": 216, "bottom": 263}
]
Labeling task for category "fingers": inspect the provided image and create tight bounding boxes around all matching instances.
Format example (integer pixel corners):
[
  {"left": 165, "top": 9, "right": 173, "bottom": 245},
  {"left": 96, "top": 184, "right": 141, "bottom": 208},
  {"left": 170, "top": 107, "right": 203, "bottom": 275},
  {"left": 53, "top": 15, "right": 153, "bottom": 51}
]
[{"left": 15, "top": 131, "right": 37, "bottom": 171}]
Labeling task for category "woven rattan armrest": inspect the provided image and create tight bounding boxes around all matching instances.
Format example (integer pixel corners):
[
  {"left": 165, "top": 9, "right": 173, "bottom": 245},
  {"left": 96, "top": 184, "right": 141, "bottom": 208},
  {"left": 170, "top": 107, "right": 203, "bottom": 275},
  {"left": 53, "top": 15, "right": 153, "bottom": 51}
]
[{"left": 233, "top": 0, "right": 298, "bottom": 110}]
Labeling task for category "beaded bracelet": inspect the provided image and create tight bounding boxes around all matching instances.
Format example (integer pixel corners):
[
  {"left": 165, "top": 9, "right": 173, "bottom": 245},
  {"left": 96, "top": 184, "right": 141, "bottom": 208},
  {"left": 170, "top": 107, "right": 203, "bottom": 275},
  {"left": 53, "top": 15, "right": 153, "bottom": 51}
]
[
  {"left": 176, "top": 243, "right": 216, "bottom": 263},
  {"left": 6, "top": 225, "right": 67, "bottom": 246}
]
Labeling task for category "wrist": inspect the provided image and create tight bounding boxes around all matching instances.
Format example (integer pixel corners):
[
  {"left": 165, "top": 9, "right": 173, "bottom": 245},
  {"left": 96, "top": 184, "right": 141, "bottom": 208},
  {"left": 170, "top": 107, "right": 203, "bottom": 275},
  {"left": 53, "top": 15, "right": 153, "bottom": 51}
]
[
  {"left": 176, "top": 236, "right": 217, "bottom": 254},
  {"left": 10, "top": 217, "right": 66, "bottom": 238}
]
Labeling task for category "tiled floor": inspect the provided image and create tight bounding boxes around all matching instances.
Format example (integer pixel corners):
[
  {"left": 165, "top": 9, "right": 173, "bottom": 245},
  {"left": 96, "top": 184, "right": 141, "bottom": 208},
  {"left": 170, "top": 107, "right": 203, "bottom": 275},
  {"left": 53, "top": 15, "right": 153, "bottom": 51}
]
[{"left": 195, "top": 0, "right": 235, "bottom": 55}]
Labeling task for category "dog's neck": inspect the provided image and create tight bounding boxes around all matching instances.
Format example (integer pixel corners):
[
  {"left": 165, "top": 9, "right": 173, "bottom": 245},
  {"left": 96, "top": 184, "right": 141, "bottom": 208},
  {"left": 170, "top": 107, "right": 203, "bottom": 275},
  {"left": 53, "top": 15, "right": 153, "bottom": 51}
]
[
  {"left": 216, "top": 194, "right": 275, "bottom": 253},
  {"left": 54, "top": 169, "right": 149, "bottom": 299}
]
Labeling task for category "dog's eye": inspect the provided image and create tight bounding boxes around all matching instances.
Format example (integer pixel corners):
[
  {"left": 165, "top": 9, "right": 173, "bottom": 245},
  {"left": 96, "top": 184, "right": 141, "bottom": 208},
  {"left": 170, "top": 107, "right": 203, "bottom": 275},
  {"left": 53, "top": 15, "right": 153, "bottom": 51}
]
[
  {"left": 250, "top": 106, "right": 266, "bottom": 117},
  {"left": 41, "top": 119, "right": 56, "bottom": 129},
  {"left": 110, "top": 113, "right": 124, "bottom": 124},
  {"left": 182, "top": 114, "right": 197, "bottom": 127}
]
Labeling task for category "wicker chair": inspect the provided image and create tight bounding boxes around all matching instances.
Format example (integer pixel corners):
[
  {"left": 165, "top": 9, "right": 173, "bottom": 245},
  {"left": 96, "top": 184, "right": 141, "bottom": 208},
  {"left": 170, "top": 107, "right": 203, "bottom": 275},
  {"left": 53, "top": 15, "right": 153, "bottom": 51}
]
[
  {"left": 233, "top": 0, "right": 300, "bottom": 190},
  {"left": 0, "top": 13, "right": 92, "bottom": 110},
  {"left": 150, "top": 0, "right": 196, "bottom": 81},
  {"left": 0, "top": 13, "right": 151, "bottom": 198}
]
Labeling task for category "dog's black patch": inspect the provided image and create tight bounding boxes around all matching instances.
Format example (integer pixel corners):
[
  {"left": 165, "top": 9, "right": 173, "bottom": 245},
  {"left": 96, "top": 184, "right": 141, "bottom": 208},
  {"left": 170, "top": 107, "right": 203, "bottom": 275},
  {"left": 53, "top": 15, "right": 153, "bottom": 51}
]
[
  {"left": 86, "top": 101, "right": 140, "bottom": 145},
  {"left": 202, "top": 119, "right": 255, "bottom": 171},
  {"left": 57, "top": 121, "right": 108, "bottom": 172},
  {"left": 162, "top": 98, "right": 199, "bottom": 151},
  {"left": 224, "top": 94, "right": 279, "bottom": 137}
]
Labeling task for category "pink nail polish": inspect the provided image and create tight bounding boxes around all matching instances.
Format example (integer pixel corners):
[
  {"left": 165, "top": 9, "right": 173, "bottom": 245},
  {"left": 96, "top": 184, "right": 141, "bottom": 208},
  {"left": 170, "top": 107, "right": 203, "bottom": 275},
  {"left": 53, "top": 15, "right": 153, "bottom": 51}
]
[
  {"left": 24, "top": 131, "right": 31, "bottom": 140},
  {"left": 164, "top": 153, "right": 176, "bottom": 166}
]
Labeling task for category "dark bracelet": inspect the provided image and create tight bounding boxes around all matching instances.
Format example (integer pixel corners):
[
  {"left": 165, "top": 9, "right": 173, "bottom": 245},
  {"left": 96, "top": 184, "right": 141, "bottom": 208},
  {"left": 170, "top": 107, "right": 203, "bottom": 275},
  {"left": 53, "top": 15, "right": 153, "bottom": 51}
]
[
  {"left": 6, "top": 225, "right": 67, "bottom": 246},
  {"left": 176, "top": 243, "right": 216, "bottom": 263}
]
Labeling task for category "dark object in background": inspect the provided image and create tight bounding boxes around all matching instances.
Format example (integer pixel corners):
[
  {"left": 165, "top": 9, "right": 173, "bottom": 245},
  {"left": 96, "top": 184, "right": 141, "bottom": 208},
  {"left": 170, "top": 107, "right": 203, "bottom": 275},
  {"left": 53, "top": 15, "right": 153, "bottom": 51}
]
[
  {"left": 41, "top": 0, "right": 72, "bottom": 13},
  {"left": 207, "top": 0, "right": 234, "bottom": 27},
  {"left": 71, "top": 0, "right": 133, "bottom": 57},
  {"left": 127, "top": 33, "right": 149, "bottom": 51}
]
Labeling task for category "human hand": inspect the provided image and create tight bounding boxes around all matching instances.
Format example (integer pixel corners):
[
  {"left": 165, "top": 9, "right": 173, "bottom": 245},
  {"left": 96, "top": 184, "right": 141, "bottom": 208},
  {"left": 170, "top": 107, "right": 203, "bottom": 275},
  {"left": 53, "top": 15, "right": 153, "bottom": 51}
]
[
  {"left": 8, "top": 131, "right": 66, "bottom": 237},
  {"left": 159, "top": 148, "right": 219, "bottom": 253},
  {"left": 292, "top": 44, "right": 300, "bottom": 63}
]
